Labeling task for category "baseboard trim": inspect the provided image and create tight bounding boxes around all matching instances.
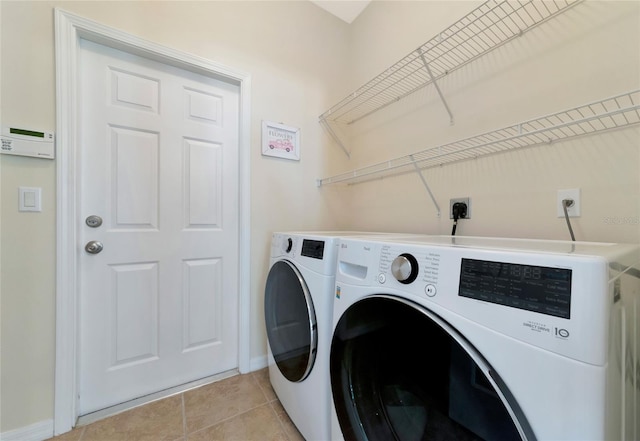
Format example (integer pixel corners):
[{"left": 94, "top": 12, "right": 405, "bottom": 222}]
[
  {"left": 0, "top": 419, "right": 53, "bottom": 441},
  {"left": 250, "top": 354, "right": 268, "bottom": 372}
]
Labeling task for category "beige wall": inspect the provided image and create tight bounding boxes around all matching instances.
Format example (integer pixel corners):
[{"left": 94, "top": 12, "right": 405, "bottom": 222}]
[
  {"left": 1, "top": 0, "right": 639, "bottom": 435},
  {"left": 0, "top": 0, "right": 352, "bottom": 432},
  {"left": 333, "top": 1, "right": 640, "bottom": 242}
]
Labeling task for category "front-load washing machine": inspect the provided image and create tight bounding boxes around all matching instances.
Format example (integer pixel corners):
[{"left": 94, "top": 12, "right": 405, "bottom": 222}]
[
  {"left": 330, "top": 235, "right": 640, "bottom": 441},
  {"left": 265, "top": 231, "right": 406, "bottom": 440}
]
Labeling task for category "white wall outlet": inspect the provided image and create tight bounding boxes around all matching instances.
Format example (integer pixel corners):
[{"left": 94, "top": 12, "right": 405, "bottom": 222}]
[
  {"left": 449, "top": 197, "right": 471, "bottom": 219},
  {"left": 557, "top": 188, "right": 580, "bottom": 218}
]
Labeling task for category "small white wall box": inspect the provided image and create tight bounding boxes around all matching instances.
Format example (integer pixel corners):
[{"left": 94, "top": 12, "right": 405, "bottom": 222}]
[{"left": 1, "top": 126, "right": 55, "bottom": 159}]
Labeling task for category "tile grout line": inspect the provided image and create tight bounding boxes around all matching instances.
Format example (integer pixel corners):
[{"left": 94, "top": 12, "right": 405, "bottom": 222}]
[
  {"left": 185, "top": 402, "right": 274, "bottom": 438},
  {"left": 181, "top": 393, "right": 187, "bottom": 440},
  {"left": 183, "top": 373, "right": 269, "bottom": 437},
  {"left": 250, "top": 371, "right": 271, "bottom": 402},
  {"left": 268, "top": 400, "right": 295, "bottom": 441},
  {"left": 251, "top": 370, "right": 296, "bottom": 439},
  {"left": 75, "top": 424, "right": 87, "bottom": 441},
  {"left": 252, "top": 374, "right": 279, "bottom": 404},
  {"left": 185, "top": 397, "right": 288, "bottom": 439}
]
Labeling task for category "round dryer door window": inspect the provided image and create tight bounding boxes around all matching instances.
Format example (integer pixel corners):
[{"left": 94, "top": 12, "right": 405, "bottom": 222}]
[
  {"left": 265, "top": 260, "right": 318, "bottom": 382},
  {"left": 331, "top": 296, "right": 535, "bottom": 441}
]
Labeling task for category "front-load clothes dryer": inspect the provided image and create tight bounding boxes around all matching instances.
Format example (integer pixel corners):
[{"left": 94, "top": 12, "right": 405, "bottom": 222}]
[
  {"left": 264, "top": 233, "right": 339, "bottom": 441},
  {"left": 265, "top": 232, "right": 336, "bottom": 441},
  {"left": 265, "top": 231, "right": 405, "bottom": 440},
  {"left": 330, "top": 235, "right": 640, "bottom": 441}
]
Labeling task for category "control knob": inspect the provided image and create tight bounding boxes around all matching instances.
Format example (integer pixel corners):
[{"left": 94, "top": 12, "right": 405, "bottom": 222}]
[
  {"left": 283, "top": 237, "right": 293, "bottom": 253},
  {"left": 391, "top": 253, "right": 419, "bottom": 284}
]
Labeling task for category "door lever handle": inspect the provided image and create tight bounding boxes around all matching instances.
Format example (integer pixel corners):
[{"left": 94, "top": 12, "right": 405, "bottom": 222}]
[{"left": 85, "top": 241, "right": 104, "bottom": 254}]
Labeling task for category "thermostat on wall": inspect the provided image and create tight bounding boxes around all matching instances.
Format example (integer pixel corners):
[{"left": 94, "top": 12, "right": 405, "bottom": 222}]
[{"left": 1, "top": 126, "right": 55, "bottom": 159}]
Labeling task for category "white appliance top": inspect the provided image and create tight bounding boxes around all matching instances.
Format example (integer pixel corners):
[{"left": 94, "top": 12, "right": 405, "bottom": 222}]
[
  {"left": 361, "top": 235, "right": 634, "bottom": 258},
  {"left": 275, "top": 230, "right": 405, "bottom": 238}
]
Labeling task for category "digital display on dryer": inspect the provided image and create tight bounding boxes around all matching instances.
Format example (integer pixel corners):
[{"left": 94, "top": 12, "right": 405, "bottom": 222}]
[
  {"left": 301, "top": 239, "right": 325, "bottom": 260},
  {"left": 459, "top": 258, "right": 572, "bottom": 319}
]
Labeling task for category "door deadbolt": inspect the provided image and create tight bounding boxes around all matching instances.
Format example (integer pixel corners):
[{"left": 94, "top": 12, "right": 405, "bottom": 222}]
[
  {"left": 86, "top": 215, "right": 103, "bottom": 228},
  {"left": 85, "top": 241, "right": 104, "bottom": 254}
]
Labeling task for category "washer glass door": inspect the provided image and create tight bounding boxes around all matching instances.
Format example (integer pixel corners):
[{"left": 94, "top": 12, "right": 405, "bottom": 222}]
[
  {"left": 330, "top": 296, "right": 534, "bottom": 441},
  {"left": 265, "top": 260, "right": 317, "bottom": 382}
]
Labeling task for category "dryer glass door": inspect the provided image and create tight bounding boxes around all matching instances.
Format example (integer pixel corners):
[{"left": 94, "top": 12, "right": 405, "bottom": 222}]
[
  {"left": 330, "top": 296, "right": 534, "bottom": 441},
  {"left": 265, "top": 260, "right": 318, "bottom": 382}
]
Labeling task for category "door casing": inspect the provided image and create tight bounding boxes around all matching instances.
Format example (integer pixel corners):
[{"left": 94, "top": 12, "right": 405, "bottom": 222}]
[{"left": 54, "top": 8, "right": 252, "bottom": 435}]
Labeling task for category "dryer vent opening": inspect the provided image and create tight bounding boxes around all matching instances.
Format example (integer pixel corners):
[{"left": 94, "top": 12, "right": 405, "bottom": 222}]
[{"left": 330, "top": 297, "right": 525, "bottom": 441}]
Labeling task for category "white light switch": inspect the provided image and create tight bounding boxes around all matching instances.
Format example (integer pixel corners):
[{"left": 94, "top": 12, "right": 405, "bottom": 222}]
[
  {"left": 19, "top": 187, "right": 42, "bottom": 212},
  {"left": 24, "top": 191, "right": 36, "bottom": 207}
]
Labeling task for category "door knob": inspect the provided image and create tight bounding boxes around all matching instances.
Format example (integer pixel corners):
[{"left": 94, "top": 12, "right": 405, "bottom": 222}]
[{"left": 85, "top": 240, "right": 104, "bottom": 254}]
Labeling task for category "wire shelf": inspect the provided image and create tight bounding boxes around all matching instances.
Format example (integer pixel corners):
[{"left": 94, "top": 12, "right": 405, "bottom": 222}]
[
  {"left": 317, "top": 90, "right": 640, "bottom": 186},
  {"left": 319, "top": 0, "right": 582, "bottom": 126}
]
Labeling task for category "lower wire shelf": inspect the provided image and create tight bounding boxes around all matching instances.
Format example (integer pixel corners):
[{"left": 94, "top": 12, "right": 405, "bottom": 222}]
[{"left": 317, "top": 90, "right": 640, "bottom": 187}]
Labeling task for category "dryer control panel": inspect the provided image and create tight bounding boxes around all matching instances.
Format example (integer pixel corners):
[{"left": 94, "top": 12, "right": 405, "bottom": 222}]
[
  {"left": 302, "top": 239, "right": 325, "bottom": 260},
  {"left": 271, "top": 233, "right": 341, "bottom": 277}
]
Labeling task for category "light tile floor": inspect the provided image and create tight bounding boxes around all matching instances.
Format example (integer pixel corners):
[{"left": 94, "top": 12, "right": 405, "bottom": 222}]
[{"left": 46, "top": 369, "right": 305, "bottom": 441}]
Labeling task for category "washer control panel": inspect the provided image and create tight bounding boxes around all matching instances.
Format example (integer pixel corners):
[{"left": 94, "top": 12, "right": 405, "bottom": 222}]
[
  {"left": 379, "top": 245, "right": 441, "bottom": 294},
  {"left": 335, "top": 236, "right": 624, "bottom": 366}
]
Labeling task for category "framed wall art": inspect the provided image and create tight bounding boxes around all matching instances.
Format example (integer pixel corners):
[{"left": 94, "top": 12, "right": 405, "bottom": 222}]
[{"left": 262, "top": 120, "right": 300, "bottom": 161}]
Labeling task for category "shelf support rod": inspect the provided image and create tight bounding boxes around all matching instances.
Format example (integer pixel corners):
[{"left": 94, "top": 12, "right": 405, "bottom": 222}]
[
  {"left": 320, "top": 118, "right": 350, "bottom": 158},
  {"left": 418, "top": 49, "right": 454, "bottom": 125},
  {"left": 410, "top": 155, "right": 441, "bottom": 217}
]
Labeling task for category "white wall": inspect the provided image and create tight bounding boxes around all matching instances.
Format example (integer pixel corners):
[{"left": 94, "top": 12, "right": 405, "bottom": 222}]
[
  {"left": 331, "top": 1, "right": 640, "bottom": 243},
  {"left": 0, "top": 0, "right": 352, "bottom": 433}
]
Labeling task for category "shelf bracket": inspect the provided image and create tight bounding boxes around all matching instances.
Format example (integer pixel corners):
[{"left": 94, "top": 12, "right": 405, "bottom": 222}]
[
  {"left": 320, "top": 118, "right": 350, "bottom": 158},
  {"left": 418, "top": 49, "right": 454, "bottom": 125},
  {"left": 410, "top": 155, "right": 441, "bottom": 217}
]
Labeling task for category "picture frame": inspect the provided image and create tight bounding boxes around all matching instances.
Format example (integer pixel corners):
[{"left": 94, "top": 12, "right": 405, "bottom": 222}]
[{"left": 261, "top": 120, "right": 300, "bottom": 161}]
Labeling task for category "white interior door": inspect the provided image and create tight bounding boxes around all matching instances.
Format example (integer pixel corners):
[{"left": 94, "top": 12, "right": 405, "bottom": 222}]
[{"left": 78, "top": 38, "right": 239, "bottom": 415}]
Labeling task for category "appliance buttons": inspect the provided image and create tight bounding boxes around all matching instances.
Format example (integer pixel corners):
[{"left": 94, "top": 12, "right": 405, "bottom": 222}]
[
  {"left": 425, "top": 284, "right": 437, "bottom": 297},
  {"left": 377, "top": 273, "right": 386, "bottom": 284}
]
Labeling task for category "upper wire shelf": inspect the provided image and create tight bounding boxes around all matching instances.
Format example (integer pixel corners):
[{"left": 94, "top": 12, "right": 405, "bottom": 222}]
[
  {"left": 319, "top": 0, "right": 582, "bottom": 126},
  {"left": 317, "top": 90, "right": 640, "bottom": 186}
]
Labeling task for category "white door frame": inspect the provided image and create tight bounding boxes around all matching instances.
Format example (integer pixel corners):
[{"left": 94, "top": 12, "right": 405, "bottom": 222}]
[{"left": 54, "top": 8, "right": 252, "bottom": 435}]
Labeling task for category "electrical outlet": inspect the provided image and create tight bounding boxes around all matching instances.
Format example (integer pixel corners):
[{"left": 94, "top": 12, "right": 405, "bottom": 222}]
[
  {"left": 449, "top": 197, "right": 471, "bottom": 219},
  {"left": 557, "top": 189, "right": 580, "bottom": 217}
]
